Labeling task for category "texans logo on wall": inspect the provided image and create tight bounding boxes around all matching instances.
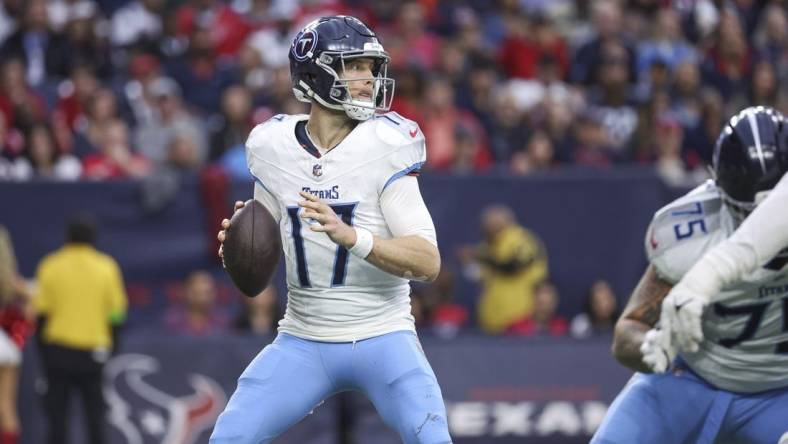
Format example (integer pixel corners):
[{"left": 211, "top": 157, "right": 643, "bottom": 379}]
[{"left": 104, "top": 354, "right": 227, "bottom": 444}]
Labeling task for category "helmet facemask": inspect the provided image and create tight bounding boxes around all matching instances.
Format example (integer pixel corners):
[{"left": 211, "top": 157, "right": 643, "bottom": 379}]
[
  {"left": 719, "top": 188, "right": 771, "bottom": 226},
  {"left": 312, "top": 49, "right": 395, "bottom": 121}
]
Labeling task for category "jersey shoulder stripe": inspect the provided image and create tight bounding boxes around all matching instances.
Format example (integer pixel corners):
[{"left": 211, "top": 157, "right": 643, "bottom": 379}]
[{"left": 382, "top": 161, "right": 425, "bottom": 191}]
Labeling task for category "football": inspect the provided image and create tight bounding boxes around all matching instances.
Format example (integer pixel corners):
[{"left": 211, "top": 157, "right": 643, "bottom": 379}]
[{"left": 222, "top": 199, "right": 281, "bottom": 297}]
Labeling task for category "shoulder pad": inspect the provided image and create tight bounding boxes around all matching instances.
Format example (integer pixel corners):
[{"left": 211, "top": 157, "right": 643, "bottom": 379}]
[
  {"left": 646, "top": 181, "right": 727, "bottom": 283},
  {"left": 372, "top": 112, "right": 424, "bottom": 147}
]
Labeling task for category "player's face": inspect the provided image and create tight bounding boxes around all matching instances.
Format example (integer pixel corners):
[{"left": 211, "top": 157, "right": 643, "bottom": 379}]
[{"left": 341, "top": 58, "right": 375, "bottom": 102}]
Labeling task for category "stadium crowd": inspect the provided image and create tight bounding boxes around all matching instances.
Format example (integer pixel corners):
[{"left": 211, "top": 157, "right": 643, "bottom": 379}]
[
  {"left": 0, "top": 0, "right": 785, "bottom": 186},
  {"left": 0, "top": 0, "right": 785, "bottom": 334}
]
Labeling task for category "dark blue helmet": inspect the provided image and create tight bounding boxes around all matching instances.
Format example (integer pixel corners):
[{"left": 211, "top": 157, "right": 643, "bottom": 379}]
[
  {"left": 289, "top": 16, "right": 395, "bottom": 121},
  {"left": 713, "top": 106, "right": 788, "bottom": 221}
]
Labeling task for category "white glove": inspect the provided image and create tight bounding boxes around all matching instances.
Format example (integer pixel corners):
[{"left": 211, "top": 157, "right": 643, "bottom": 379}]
[
  {"left": 660, "top": 284, "right": 708, "bottom": 353},
  {"left": 640, "top": 328, "right": 676, "bottom": 373}
]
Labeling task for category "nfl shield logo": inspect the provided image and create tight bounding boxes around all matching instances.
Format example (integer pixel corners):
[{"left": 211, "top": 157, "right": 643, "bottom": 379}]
[{"left": 312, "top": 164, "right": 323, "bottom": 177}]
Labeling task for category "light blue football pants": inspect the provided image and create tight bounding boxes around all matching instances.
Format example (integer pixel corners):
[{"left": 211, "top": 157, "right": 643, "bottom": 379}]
[
  {"left": 210, "top": 331, "right": 452, "bottom": 444},
  {"left": 592, "top": 363, "right": 788, "bottom": 444}
]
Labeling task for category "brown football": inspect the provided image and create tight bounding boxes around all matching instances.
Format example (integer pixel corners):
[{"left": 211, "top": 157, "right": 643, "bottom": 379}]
[{"left": 222, "top": 199, "right": 281, "bottom": 297}]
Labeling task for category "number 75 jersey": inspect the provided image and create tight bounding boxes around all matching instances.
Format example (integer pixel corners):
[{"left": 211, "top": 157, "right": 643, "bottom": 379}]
[
  {"left": 646, "top": 180, "right": 788, "bottom": 393},
  {"left": 245, "top": 113, "right": 426, "bottom": 342}
]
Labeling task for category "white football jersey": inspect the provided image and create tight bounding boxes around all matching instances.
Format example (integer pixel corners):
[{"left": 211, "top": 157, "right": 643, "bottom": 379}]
[
  {"left": 245, "top": 112, "right": 427, "bottom": 342},
  {"left": 647, "top": 180, "right": 788, "bottom": 392}
]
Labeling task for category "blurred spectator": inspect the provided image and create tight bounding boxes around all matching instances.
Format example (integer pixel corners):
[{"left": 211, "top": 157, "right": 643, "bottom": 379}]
[
  {"left": 110, "top": 0, "right": 164, "bottom": 48},
  {"left": 0, "top": 226, "right": 34, "bottom": 444},
  {"left": 569, "top": 0, "right": 636, "bottom": 86},
  {"left": 47, "top": 0, "right": 93, "bottom": 32},
  {"left": 682, "top": 88, "right": 726, "bottom": 167},
  {"left": 531, "top": 98, "right": 576, "bottom": 163},
  {"left": 487, "top": 88, "right": 529, "bottom": 164},
  {"left": 61, "top": 1, "right": 112, "bottom": 79},
  {"left": 753, "top": 3, "right": 787, "bottom": 83},
  {"left": 166, "top": 26, "right": 238, "bottom": 114},
  {"left": 53, "top": 65, "right": 100, "bottom": 135},
  {"left": 570, "top": 280, "right": 620, "bottom": 338},
  {"left": 0, "top": 115, "right": 25, "bottom": 175},
  {"left": 33, "top": 215, "right": 127, "bottom": 444},
  {"left": 134, "top": 76, "right": 208, "bottom": 166},
  {"left": 381, "top": 1, "right": 440, "bottom": 70},
  {"left": 0, "top": 0, "right": 20, "bottom": 46},
  {"left": 210, "top": 85, "right": 253, "bottom": 161},
  {"left": 0, "top": 58, "right": 47, "bottom": 132},
  {"left": 654, "top": 116, "right": 708, "bottom": 187},
  {"left": 458, "top": 204, "right": 548, "bottom": 334},
  {"left": 571, "top": 111, "right": 616, "bottom": 167},
  {"left": 636, "top": 7, "right": 696, "bottom": 76},
  {"left": 390, "top": 68, "right": 426, "bottom": 124},
  {"left": 11, "top": 124, "right": 81, "bottom": 181},
  {"left": 455, "top": 56, "right": 498, "bottom": 135},
  {"left": 82, "top": 119, "right": 151, "bottom": 180},
  {"left": 233, "top": 286, "right": 277, "bottom": 335},
  {"left": 421, "top": 77, "right": 490, "bottom": 171},
  {"left": 164, "top": 270, "right": 229, "bottom": 336},
  {"left": 79, "top": 87, "right": 121, "bottom": 154},
  {"left": 233, "top": 43, "right": 268, "bottom": 95},
  {"left": 499, "top": 13, "right": 569, "bottom": 80},
  {"left": 507, "top": 281, "right": 568, "bottom": 336},
  {"left": 0, "top": 0, "right": 71, "bottom": 86},
  {"left": 728, "top": 59, "right": 780, "bottom": 115},
  {"left": 584, "top": 39, "right": 639, "bottom": 156},
  {"left": 670, "top": 60, "right": 703, "bottom": 128},
  {"left": 510, "top": 130, "right": 555, "bottom": 175},
  {"left": 245, "top": 16, "right": 294, "bottom": 70},
  {"left": 174, "top": 0, "right": 251, "bottom": 59},
  {"left": 701, "top": 8, "right": 753, "bottom": 99}
]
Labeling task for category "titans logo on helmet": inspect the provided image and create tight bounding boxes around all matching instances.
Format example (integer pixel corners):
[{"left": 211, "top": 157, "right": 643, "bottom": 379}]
[{"left": 292, "top": 29, "right": 318, "bottom": 61}]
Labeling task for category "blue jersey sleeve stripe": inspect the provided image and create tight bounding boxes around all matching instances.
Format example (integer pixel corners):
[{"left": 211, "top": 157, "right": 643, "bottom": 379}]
[{"left": 382, "top": 161, "right": 425, "bottom": 191}]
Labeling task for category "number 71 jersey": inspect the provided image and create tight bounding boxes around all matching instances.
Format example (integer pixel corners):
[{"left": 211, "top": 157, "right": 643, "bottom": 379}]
[
  {"left": 245, "top": 113, "right": 425, "bottom": 342},
  {"left": 646, "top": 180, "right": 788, "bottom": 393}
]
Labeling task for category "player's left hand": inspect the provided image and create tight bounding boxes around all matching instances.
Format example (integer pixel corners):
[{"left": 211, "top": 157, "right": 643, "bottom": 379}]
[
  {"left": 640, "top": 327, "right": 676, "bottom": 373},
  {"left": 660, "top": 284, "right": 708, "bottom": 353},
  {"left": 298, "top": 191, "right": 356, "bottom": 248}
]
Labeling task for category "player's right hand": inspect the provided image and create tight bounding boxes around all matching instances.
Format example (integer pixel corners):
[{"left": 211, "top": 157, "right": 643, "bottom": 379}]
[
  {"left": 217, "top": 201, "right": 246, "bottom": 264},
  {"left": 640, "top": 327, "right": 676, "bottom": 373},
  {"left": 660, "top": 284, "right": 708, "bottom": 353}
]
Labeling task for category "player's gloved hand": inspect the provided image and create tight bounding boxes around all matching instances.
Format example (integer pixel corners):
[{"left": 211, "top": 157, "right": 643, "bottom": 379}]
[
  {"left": 660, "top": 283, "right": 708, "bottom": 353},
  {"left": 640, "top": 327, "right": 676, "bottom": 373}
]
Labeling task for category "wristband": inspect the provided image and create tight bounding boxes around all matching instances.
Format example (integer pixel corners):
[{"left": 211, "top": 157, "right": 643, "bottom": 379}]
[{"left": 349, "top": 227, "right": 374, "bottom": 259}]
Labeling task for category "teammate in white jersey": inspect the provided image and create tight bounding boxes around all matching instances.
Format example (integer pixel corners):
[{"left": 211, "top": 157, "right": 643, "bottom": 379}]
[
  {"left": 209, "top": 16, "right": 452, "bottom": 444},
  {"left": 593, "top": 107, "right": 788, "bottom": 444}
]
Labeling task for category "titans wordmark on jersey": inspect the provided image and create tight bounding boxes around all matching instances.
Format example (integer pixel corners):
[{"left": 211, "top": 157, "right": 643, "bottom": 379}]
[
  {"left": 245, "top": 112, "right": 425, "bottom": 342},
  {"left": 646, "top": 180, "right": 788, "bottom": 393}
]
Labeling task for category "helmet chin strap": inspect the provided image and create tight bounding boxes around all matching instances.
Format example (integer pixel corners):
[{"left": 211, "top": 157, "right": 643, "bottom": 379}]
[{"left": 342, "top": 98, "right": 375, "bottom": 121}]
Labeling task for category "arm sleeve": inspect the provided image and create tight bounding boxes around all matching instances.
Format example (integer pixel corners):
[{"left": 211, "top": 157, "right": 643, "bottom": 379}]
[
  {"left": 107, "top": 260, "right": 128, "bottom": 324},
  {"left": 379, "top": 175, "right": 437, "bottom": 247},
  {"left": 253, "top": 180, "right": 281, "bottom": 222},
  {"left": 32, "top": 262, "right": 50, "bottom": 315},
  {"left": 679, "top": 172, "right": 788, "bottom": 299}
]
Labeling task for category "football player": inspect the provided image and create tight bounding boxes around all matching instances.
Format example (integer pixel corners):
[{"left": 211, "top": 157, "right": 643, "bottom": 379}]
[
  {"left": 592, "top": 106, "right": 788, "bottom": 444},
  {"left": 210, "top": 16, "right": 452, "bottom": 444}
]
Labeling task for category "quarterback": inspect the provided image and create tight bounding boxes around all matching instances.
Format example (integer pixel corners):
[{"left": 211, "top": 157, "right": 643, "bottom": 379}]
[
  {"left": 210, "top": 16, "right": 452, "bottom": 444},
  {"left": 593, "top": 107, "right": 788, "bottom": 443}
]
